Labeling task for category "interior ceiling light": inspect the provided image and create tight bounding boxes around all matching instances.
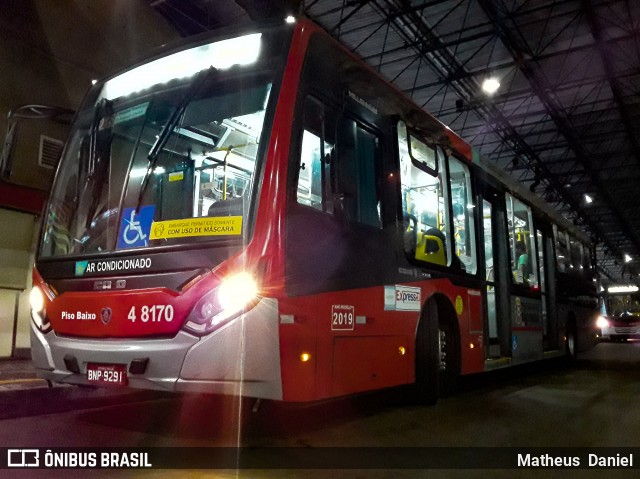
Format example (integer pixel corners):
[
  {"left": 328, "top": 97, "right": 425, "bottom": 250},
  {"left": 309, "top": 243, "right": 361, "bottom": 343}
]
[
  {"left": 624, "top": 254, "right": 632, "bottom": 263},
  {"left": 99, "top": 33, "right": 262, "bottom": 101},
  {"left": 482, "top": 78, "right": 500, "bottom": 94},
  {"left": 584, "top": 194, "right": 593, "bottom": 204},
  {"left": 608, "top": 285, "right": 639, "bottom": 293}
]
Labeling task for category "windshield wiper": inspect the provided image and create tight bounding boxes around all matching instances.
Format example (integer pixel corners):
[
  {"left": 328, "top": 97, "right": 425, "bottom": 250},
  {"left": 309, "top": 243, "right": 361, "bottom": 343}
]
[
  {"left": 83, "top": 99, "right": 114, "bottom": 227},
  {"left": 135, "top": 66, "right": 218, "bottom": 212}
]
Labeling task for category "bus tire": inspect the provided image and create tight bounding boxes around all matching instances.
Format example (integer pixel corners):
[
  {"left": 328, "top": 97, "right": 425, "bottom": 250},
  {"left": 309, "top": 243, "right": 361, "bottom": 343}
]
[
  {"left": 412, "top": 299, "right": 439, "bottom": 405},
  {"left": 565, "top": 316, "right": 578, "bottom": 360},
  {"left": 438, "top": 312, "right": 461, "bottom": 397}
]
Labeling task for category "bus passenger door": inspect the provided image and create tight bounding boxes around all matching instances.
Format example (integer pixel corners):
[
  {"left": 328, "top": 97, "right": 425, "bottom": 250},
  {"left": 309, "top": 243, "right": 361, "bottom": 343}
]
[
  {"left": 537, "top": 225, "right": 559, "bottom": 351},
  {"left": 505, "top": 194, "right": 543, "bottom": 365},
  {"left": 481, "top": 190, "right": 511, "bottom": 363}
]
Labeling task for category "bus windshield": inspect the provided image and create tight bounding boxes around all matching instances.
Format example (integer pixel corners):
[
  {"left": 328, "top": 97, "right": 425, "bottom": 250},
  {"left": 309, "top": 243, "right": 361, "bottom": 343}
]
[
  {"left": 40, "top": 34, "right": 280, "bottom": 259},
  {"left": 606, "top": 294, "right": 640, "bottom": 316}
]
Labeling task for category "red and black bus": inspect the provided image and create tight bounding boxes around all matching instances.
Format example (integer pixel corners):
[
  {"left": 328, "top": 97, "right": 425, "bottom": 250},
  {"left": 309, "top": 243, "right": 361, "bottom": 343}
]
[
  {"left": 597, "top": 286, "right": 640, "bottom": 342},
  {"left": 30, "top": 18, "right": 598, "bottom": 403}
]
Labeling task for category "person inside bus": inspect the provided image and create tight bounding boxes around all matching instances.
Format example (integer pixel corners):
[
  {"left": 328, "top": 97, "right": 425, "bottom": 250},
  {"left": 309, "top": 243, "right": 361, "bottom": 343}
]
[{"left": 515, "top": 240, "right": 530, "bottom": 285}]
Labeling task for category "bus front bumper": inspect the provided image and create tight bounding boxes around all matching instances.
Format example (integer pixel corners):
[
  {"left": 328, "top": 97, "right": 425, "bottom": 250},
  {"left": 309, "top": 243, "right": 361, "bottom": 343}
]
[{"left": 30, "top": 298, "right": 283, "bottom": 400}]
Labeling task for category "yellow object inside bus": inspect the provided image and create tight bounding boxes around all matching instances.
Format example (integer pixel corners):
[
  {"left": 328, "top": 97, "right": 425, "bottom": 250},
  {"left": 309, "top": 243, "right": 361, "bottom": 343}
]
[{"left": 415, "top": 230, "right": 446, "bottom": 265}]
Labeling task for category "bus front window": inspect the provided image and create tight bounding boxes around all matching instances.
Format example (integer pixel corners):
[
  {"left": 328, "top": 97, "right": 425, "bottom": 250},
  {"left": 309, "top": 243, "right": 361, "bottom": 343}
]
[{"left": 41, "top": 74, "right": 273, "bottom": 258}]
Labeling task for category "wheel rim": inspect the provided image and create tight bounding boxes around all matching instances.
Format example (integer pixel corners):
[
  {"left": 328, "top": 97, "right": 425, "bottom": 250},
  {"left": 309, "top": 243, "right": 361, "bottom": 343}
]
[
  {"left": 438, "top": 328, "right": 447, "bottom": 372},
  {"left": 567, "top": 330, "right": 575, "bottom": 356},
  {"left": 437, "top": 321, "right": 460, "bottom": 396}
]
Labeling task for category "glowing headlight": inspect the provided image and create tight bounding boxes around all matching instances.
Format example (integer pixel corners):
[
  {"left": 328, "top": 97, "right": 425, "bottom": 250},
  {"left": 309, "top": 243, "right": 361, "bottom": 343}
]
[
  {"left": 29, "top": 287, "right": 45, "bottom": 313},
  {"left": 184, "top": 272, "right": 259, "bottom": 336},
  {"left": 218, "top": 273, "right": 258, "bottom": 313},
  {"left": 29, "top": 286, "right": 50, "bottom": 332},
  {"left": 596, "top": 316, "right": 609, "bottom": 329}
]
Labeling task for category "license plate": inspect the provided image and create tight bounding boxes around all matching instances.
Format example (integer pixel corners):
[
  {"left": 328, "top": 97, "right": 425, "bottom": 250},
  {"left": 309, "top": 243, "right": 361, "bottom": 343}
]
[{"left": 86, "top": 363, "right": 128, "bottom": 386}]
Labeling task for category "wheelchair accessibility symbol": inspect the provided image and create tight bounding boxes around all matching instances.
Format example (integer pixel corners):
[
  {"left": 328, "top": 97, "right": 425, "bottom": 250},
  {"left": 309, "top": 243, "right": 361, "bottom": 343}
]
[
  {"left": 117, "top": 206, "right": 155, "bottom": 249},
  {"left": 123, "top": 209, "right": 147, "bottom": 244}
]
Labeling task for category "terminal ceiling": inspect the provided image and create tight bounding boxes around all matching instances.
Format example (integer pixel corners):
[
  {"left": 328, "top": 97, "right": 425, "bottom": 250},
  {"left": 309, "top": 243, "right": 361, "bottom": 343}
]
[{"left": 149, "top": 0, "right": 640, "bottom": 285}]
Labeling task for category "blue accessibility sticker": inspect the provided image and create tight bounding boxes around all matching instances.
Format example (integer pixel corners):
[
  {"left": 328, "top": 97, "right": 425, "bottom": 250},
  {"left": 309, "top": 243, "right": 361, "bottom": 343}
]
[{"left": 117, "top": 205, "right": 155, "bottom": 249}]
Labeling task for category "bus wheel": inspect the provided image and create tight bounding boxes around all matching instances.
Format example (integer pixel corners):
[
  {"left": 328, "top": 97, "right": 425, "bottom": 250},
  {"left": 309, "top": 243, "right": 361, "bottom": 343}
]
[
  {"left": 412, "top": 299, "right": 439, "bottom": 405},
  {"left": 438, "top": 317, "right": 460, "bottom": 397},
  {"left": 565, "top": 318, "right": 578, "bottom": 360}
]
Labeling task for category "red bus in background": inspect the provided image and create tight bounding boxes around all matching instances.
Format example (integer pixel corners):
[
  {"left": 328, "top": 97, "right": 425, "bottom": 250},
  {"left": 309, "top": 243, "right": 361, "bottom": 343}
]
[
  {"left": 597, "top": 286, "right": 640, "bottom": 342},
  {"left": 30, "top": 18, "right": 598, "bottom": 404}
]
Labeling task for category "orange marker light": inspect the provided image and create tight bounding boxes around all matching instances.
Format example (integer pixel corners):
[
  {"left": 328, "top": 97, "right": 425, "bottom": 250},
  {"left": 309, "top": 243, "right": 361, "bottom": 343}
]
[{"left": 300, "top": 353, "right": 311, "bottom": 362}]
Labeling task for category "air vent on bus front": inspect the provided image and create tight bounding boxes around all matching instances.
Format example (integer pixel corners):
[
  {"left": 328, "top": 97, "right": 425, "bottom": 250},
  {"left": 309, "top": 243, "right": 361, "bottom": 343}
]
[{"left": 38, "top": 135, "right": 64, "bottom": 169}]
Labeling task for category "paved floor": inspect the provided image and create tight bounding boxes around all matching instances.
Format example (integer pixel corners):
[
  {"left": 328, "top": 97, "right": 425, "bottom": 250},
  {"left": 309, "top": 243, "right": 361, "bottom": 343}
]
[
  {"left": 0, "top": 342, "right": 639, "bottom": 478},
  {"left": 0, "top": 358, "right": 50, "bottom": 391}
]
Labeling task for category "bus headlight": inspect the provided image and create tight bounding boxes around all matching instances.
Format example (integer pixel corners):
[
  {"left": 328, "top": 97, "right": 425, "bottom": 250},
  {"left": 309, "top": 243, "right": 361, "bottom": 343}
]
[
  {"left": 29, "top": 286, "right": 44, "bottom": 312},
  {"left": 184, "top": 272, "right": 259, "bottom": 335},
  {"left": 218, "top": 272, "right": 258, "bottom": 311},
  {"left": 29, "top": 286, "right": 51, "bottom": 333},
  {"left": 596, "top": 315, "right": 609, "bottom": 329}
]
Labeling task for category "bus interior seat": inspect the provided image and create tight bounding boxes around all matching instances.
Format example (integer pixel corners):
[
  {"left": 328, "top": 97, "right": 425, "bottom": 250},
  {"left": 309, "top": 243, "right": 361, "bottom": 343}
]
[
  {"left": 208, "top": 196, "right": 244, "bottom": 217},
  {"left": 415, "top": 227, "right": 447, "bottom": 266}
]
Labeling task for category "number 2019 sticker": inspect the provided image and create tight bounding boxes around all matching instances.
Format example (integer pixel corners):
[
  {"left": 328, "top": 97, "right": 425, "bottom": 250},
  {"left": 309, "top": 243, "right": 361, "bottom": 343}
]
[{"left": 331, "top": 305, "right": 355, "bottom": 331}]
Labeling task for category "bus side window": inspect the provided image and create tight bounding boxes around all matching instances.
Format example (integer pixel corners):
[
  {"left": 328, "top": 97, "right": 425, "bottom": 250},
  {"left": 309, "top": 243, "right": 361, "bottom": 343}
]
[
  {"left": 449, "top": 156, "right": 477, "bottom": 274},
  {"left": 335, "top": 116, "right": 382, "bottom": 228},
  {"left": 295, "top": 95, "right": 381, "bottom": 228},
  {"left": 296, "top": 96, "right": 334, "bottom": 213},
  {"left": 536, "top": 229, "right": 546, "bottom": 293},
  {"left": 397, "top": 120, "right": 451, "bottom": 266},
  {"left": 506, "top": 193, "right": 538, "bottom": 286},
  {"left": 553, "top": 226, "right": 570, "bottom": 273},
  {"left": 570, "top": 235, "right": 582, "bottom": 271},
  {"left": 583, "top": 244, "right": 593, "bottom": 271}
]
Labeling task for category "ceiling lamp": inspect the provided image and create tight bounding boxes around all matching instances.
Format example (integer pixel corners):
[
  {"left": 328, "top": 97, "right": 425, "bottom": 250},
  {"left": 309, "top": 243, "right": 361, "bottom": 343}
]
[
  {"left": 482, "top": 78, "right": 500, "bottom": 94},
  {"left": 608, "top": 285, "right": 639, "bottom": 294}
]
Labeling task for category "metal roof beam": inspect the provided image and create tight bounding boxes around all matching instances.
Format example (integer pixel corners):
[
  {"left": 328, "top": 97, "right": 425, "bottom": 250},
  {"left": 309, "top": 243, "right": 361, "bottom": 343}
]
[
  {"left": 477, "top": 0, "right": 640, "bottom": 274},
  {"left": 582, "top": 0, "right": 640, "bottom": 170},
  {"left": 368, "top": 0, "right": 608, "bottom": 242}
]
